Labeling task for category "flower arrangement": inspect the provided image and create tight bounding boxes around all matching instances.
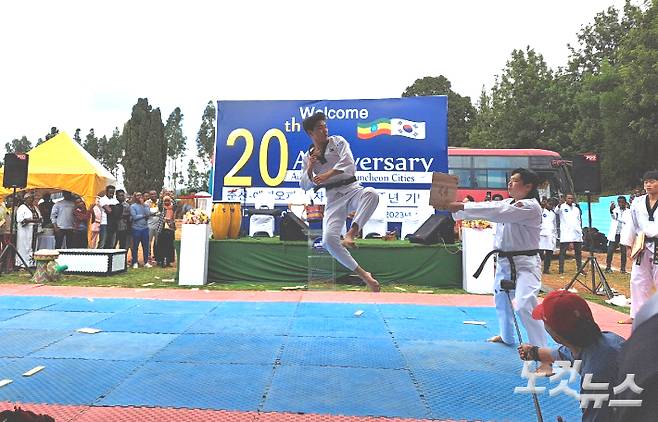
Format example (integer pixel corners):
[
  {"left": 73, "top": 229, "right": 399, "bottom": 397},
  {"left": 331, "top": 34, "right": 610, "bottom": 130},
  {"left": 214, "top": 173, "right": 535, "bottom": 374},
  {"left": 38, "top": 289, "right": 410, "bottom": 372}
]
[
  {"left": 461, "top": 219, "right": 493, "bottom": 229},
  {"left": 183, "top": 208, "right": 210, "bottom": 225}
]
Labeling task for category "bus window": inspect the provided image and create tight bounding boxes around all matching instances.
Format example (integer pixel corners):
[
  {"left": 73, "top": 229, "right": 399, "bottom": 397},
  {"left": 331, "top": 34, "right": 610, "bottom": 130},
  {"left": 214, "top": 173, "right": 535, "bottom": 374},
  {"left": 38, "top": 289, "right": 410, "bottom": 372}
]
[
  {"left": 449, "top": 169, "right": 471, "bottom": 187},
  {"left": 487, "top": 170, "right": 508, "bottom": 188},
  {"left": 474, "top": 170, "right": 487, "bottom": 188},
  {"left": 473, "top": 156, "right": 529, "bottom": 169}
]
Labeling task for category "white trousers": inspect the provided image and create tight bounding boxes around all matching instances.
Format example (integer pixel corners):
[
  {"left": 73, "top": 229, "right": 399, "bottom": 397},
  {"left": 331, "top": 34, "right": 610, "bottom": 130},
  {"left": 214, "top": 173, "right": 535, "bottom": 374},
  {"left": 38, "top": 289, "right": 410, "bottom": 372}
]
[
  {"left": 630, "top": 248, "right": 658, "bottom": 318},
  {"left": 493, "top": 255, "right": 547, "bottom": 347},
  {"left": 322, "top": 185, "right": 379, "bottom": 271}
]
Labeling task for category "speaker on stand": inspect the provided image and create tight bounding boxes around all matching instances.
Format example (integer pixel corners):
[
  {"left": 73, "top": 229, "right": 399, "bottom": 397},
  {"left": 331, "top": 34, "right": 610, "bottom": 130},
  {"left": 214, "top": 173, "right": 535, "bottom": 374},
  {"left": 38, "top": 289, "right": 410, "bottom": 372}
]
[
  {"left": 563, "top": 152, "right": 614, "bottom": 299},
  {"left": 0, "top": 153, "right": 33, "bottom": 275}
]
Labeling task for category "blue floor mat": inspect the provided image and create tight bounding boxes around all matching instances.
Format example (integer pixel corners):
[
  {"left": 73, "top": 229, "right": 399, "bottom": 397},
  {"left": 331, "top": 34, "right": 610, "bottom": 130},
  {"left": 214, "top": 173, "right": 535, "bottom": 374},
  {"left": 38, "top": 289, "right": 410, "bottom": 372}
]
[
  {"left": 186, "top": 315, "right": 292, "bottom": 335},
  {"left": 0, "top": 297, "right": 586, "bottom": 421},
  {"left": 0, "top": 357, "right": 140, "bottom": 405},
  {"left": 0, "top": 309, "right": 28, "bottom": 322},
  {"left": 32, "top": 332, "right": 177, "bottom": 361},
  {"left": 0, "top": 329, "right": 71, "bottom": 358},
  {"left": 295, "top": 302, "right": 381, "bottom": 318},
  {"left": 289, "top": 316, "right": 390, "bottom": 338},
  {"left": 96, "top": 312, "right": 205, "bottom": 333},
  {"left": 0, "top": 296, "right": 62, "bottom": 310},
  {"left": 415, "top": 368, "right": 582, "bottom": 421},
  {"left": 45, "top": 297, "right": 143, "bottom": 313},
  {"left": 264, "top": 365, "right": 428, "bottom": 418},
  {"left": 0, "top": 310, "right": 112, "bottom": 330},
  {"left": 280, "top": 336, "right": 405, "bottom": 369},
  {"left": 387, "top": 317, "right": 494, "bottom": 341},
  {"left": 124, "top": 299, "right": 219, "bottom": 314},
  {"left": 153, "top": 333, "right": 285, "bottom": 365},
  {"left": 101, "top": 361, "right": 273, "bottom": 411},
  {"left": 213, "top": 301, "right": 298, "bottom": 317}
]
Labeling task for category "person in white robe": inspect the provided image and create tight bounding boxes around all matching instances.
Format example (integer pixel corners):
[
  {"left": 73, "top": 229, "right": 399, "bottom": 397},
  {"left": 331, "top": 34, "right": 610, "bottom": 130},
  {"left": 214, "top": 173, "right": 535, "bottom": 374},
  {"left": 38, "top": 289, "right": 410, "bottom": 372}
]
[
  {"left": 619, "top": 170, "right": 658, "bottom": 324},
  {"left": 300, "top": 112, "right": 380, "bottom": 292},
  {"left": 539, "top": 198, "right": 557, "bottom": 274},
  {"left": 605, "top": 195, "right": 630, "bottom": 273},
  {"left": 15, "top": 192, "right": 42, "bottom": 268},
  {"left": 556, "top": 194, "right": 584, "bottom": 274},
  {"left": 436, "top": 168, "right": 549, "bottom": 373}
]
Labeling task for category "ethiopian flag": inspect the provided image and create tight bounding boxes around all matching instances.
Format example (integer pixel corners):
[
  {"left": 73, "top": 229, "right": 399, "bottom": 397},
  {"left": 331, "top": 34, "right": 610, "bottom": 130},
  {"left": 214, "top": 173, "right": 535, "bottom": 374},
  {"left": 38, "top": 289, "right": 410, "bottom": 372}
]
[{"left": 357, "top": 118, "right": 391, "bottom": 139}]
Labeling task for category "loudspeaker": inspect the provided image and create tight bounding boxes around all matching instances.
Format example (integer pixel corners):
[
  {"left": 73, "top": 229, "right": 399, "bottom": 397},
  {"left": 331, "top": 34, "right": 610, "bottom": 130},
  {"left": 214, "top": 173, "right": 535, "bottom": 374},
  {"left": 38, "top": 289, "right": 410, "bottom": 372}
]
[
  {"left": 280, "top": 211, "right": 308, "bottom": 241},
  {"left": 573, "top": 152, "right": 601, "bottom": 194},
  {"left": 3, "top": 153, "right": 29, "bottom": 189},
  {"left": 408, "top": 214, "right": 456, "bottom": 245}
]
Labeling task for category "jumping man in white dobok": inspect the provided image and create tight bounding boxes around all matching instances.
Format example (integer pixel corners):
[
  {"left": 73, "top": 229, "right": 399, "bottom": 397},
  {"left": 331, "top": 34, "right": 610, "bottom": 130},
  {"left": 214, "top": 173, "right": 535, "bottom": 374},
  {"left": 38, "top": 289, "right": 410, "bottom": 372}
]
[{"left": 300, "top": 112, "right": 380, "bottom": 292}]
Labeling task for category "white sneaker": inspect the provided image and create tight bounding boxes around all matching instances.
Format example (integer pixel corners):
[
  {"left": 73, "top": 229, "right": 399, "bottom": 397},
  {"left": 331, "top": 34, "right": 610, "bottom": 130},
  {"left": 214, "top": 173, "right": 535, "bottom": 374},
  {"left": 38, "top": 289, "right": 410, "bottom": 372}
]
[
  {"left": 144, "top": 263, "right": 152, "bottom": 268},
  {"left": 132, "top": 263, "right": 139, "bottom": 269}
]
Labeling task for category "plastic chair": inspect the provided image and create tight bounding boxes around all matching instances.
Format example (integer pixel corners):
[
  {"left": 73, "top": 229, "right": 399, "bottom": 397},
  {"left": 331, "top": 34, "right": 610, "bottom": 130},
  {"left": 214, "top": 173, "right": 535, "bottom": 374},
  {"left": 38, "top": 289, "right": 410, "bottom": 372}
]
[{"left": 249, "top": 191, "right": 276, "bottom": 237}]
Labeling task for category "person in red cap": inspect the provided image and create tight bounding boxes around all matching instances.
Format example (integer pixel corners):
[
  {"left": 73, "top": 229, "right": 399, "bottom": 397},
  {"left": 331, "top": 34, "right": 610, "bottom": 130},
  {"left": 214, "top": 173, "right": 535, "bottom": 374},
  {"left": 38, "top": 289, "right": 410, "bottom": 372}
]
[{"left": 519, "top": 290, "right": 625, "bottom": 422}]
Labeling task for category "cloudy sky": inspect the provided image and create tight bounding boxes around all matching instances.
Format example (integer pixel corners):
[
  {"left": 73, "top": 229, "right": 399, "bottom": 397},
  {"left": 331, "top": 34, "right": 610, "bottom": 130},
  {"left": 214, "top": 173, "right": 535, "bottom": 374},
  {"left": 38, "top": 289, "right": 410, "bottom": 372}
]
[{"left": 1, "top": 0, "right": 625, "bottom": 151}]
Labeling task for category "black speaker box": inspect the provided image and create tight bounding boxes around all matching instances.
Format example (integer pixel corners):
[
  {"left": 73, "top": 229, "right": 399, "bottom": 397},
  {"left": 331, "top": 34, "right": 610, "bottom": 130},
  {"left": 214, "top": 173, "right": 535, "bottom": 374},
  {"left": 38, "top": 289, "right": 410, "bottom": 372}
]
[
  {"left": 3, "top": 153, "right": 29, "bottom": 189},
  {"left": 280, "top": 211, "right": 308, "bottom": 241},
  {"left": 408, "top": 214, "right": 456, "bottom": 245},
  {"left": 573, "top": 153, "right": 601, "bottom": 194}
]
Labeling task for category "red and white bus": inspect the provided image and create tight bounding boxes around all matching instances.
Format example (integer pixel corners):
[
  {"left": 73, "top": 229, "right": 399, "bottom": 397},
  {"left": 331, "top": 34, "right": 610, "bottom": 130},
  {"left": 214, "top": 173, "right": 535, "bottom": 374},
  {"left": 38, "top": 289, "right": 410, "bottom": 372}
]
[{"left": 448, "top": 148, "right": 574, "bottom": 202}]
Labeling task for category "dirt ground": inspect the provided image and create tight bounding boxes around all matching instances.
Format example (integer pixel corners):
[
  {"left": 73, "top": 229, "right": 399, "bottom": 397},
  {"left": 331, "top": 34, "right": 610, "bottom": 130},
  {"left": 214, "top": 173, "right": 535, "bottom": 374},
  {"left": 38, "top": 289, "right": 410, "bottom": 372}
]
[{"left": 541, "top": 250, "right": 630, "bottom": 296}]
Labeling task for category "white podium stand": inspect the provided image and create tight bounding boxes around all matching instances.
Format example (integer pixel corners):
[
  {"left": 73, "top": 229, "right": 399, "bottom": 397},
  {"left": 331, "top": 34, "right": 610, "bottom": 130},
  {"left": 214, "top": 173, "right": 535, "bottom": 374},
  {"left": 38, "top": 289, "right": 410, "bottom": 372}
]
[
  {"left": 178, "top": 224, "right": 210, "bottom": 286},
  {"left": 462, "top": 227, "right": 495, "bottom": 294}
]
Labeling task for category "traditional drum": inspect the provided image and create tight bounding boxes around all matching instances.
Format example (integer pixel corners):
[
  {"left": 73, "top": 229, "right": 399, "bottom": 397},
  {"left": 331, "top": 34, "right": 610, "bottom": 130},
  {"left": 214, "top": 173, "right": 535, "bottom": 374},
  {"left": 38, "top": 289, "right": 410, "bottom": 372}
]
[
  {"left": 227, "top": 202, "right": 242, "bottom": 239},
  {"left": 32, "top": 249, "right": 61, "bottom": 283},
  {"left": 211, "top": 202, "right": 231, "bottom": 240},
  {"left": 305, "top": 204, "right": 325, "bottom": 222}
]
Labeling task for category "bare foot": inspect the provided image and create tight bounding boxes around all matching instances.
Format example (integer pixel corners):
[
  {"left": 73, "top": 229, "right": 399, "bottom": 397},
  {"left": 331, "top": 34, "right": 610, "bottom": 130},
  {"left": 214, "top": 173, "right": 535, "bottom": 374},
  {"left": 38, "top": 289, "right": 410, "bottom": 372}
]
[
  {"left": 361, "top": 272, "right": 380, "bottom": 292},
  {"left": 341, "top": 235, "right": 357, "bottom": 249},
  {"left": 487, "top": 335, "right": 504, "bottom": 343},
  {"left": 617, "top": 317, "right": 633, "bottom": 325},
  {"left": 536, "top": 362, "right": 554, "bottom": 377}
]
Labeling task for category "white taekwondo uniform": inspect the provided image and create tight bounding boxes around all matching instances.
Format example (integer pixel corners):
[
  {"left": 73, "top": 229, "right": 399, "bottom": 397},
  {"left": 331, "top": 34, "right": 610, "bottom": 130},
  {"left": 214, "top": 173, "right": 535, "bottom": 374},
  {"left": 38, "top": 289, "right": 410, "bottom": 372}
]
[
  {"left": 621, "top": 194, "right": 658, "bottom": 318},
  {"left": 557, "top": 203, "right": 583, "bottom": 243},
  {"left": 454, "top": 198, "right": 548, "bottom": 346},
  {"left": 300, "top": 135, "right": 378, "bottom": 271},
  {"left": 539, "top": 208, "right": 557, "bottom": 251}
]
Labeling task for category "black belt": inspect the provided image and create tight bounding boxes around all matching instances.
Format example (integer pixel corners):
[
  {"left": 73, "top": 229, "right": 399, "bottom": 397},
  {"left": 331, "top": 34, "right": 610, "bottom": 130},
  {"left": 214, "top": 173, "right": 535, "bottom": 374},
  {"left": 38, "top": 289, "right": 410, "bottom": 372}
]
[
  {"left": 474, "top": 249, "right": 541, "bottom": 283},
  {"left": 636, "top": 237, "right": 658, "bottom": 266},
  {"left": 314, "top": 176, "right": 357, "bottom": 193}
]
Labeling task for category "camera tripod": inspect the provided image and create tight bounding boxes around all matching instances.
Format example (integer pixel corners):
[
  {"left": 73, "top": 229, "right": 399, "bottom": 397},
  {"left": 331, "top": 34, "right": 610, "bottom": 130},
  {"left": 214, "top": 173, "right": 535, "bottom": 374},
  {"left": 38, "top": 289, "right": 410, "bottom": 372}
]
[{"left": 563, "top": 191, "right": 613, "bottom": 299}]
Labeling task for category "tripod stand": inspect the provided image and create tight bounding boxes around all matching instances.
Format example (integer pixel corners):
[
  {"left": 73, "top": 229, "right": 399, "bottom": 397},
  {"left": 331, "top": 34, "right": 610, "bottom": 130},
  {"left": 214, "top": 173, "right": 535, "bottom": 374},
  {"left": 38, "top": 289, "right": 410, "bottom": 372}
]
[
  {"left": 0, "top": 186, "right": 34, "bottom": 276},
  {"left": 563, "top": 191, "right": 613, "bottom": 299}
]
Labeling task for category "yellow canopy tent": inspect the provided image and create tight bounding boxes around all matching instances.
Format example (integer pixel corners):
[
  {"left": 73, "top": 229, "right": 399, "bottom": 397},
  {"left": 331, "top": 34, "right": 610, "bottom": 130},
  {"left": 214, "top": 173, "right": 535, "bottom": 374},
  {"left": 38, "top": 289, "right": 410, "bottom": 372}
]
[{"left": 0, "top": 132, "right": 117, "bottom": 207}]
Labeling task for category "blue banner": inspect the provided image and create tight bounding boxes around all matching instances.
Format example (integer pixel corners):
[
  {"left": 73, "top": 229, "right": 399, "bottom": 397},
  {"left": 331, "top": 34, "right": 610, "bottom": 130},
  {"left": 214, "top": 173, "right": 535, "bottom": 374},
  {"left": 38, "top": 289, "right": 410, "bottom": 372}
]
[{"left": 213, "top": 97, "right": 447, "bottom": 221}]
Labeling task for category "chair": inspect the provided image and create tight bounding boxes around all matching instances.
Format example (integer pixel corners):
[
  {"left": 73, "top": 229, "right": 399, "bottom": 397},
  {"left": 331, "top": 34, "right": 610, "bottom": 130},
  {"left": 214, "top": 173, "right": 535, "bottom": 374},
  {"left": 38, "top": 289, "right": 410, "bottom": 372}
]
[
  {"left": 249, "top": 191, "right": 276, "bottom": 237},
  {"left": 361, "top": 195, "right": 388, "bottom": 238},
  {"left": 401, "top": 205, "right": 436, "bottom": 239}
]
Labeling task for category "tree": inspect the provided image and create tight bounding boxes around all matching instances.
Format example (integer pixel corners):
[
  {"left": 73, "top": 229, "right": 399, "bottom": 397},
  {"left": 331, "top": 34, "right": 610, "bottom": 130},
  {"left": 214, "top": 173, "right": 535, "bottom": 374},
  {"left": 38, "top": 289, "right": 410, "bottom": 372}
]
[
  {"left": 4, "top": 136, "right": 32, "bottom": 154},
  {"left": 567, "top": 2, "right": 641, "bottom": 77},
  {"left": 83, "top": 128, "right": 100, "bottom": 158},
  {"left": 196, "top": 101, "right": 216, "bottom": 164},
  {"left": 185, "top": 159, "right": 209, "bottom": 193},
  {"left": 121, "top": 98, "right": 167, "bottom": 193},
  {"left": 73, "top": 128, "right": 82, "bottom": 144},
  {"left": 402, "top": 75, "right": 475, "bottom": 146},
  {"left": 103, "top": 127, "right": 123, "bottom": 178},
  {"left": 468, "top": 47, "right": 560, "bottom": 150},
  {"left": 164, "top": 107, "right": 187, "bottom": 192}
]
